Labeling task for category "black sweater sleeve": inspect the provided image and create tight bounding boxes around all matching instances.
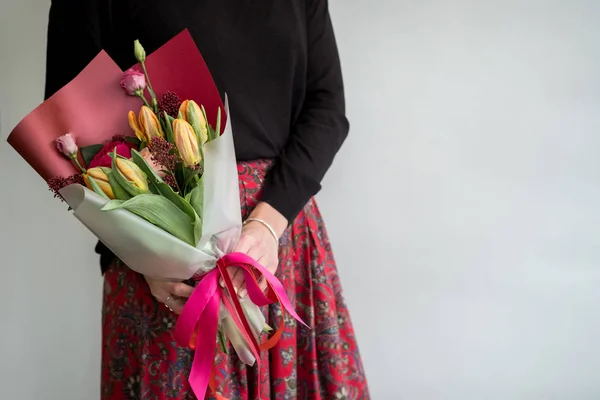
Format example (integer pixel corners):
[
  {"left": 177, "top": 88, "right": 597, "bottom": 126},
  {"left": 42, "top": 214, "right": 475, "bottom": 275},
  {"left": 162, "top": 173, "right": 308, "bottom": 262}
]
[
  {"left": 259, "top": 0, "right": 349, "bottom": 222},
  {"left": 45, "top": 0, "right": 115, "bottom": 271}
]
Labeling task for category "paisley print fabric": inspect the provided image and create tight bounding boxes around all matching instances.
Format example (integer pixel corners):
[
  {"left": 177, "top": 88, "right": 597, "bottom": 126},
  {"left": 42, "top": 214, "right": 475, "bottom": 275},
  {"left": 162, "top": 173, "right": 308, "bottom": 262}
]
[{"left": 101, "top": 159, "right": 370, "bottom": 399}]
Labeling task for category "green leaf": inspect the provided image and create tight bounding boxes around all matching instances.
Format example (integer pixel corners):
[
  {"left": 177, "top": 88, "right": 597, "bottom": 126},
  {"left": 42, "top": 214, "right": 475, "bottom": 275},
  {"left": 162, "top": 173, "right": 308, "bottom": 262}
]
[
  {"left": 101, "top": 194, "right": 196, "bottom": 246},
  {"left": 214, "top": 107, "right": 222, "bottom": 140},
  {"left": 156, "top": 181, "right": 198, "bottom": 219},
  {"left": 188, "top": 177, "right": 204, "bottom": 222},
  {"left": 107, "top": 171, "right": 132, "bottom": 201},
  {"left": 187, "top": 103, "right": 208, "bottom": 146},
  {"left": 80, "top": 144, "right": 104, "bottom": 167},
  {"left": 183, "top": 168, "right": 202, "bottom": 192},
  {"left": 124, "top": 136, "right": 142, "bottom": 147},
  {"left": 177, "top": 178, "right": 204, "bottom": 243},
  {"left": 144, "top": 171, "right": 202, "bottom": 244},
  {"left": 163, "top": 112, "right": 175, "bottom": 144},
  {"left": 86, "top": 175, "right": 110, "bottom": 200},
  {"left": 129, "top": 150, "right": 162, "bottom": 194},
  {"left": 130, "top": 149, "right": 164, "bottom": 185}
]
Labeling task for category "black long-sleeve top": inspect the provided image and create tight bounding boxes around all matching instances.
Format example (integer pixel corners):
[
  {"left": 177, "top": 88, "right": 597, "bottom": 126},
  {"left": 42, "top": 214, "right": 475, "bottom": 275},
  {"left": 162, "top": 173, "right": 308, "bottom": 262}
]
[{"left": 45, "top": 0, "right": 349, "bottom": 270}]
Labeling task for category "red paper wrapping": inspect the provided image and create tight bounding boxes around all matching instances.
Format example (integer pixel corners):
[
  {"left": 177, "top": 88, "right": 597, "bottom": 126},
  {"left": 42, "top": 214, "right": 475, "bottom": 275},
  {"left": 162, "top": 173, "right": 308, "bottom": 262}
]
[{"left": 7, "top": 30, "right": 226, "bottom": 181}]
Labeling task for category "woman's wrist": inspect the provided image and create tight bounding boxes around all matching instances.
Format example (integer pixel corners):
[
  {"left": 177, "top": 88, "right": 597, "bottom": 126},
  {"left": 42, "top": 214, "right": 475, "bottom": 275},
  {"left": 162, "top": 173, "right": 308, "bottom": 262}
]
[{"left": 247, "top": 202, "right": 288, "bottom": 239}]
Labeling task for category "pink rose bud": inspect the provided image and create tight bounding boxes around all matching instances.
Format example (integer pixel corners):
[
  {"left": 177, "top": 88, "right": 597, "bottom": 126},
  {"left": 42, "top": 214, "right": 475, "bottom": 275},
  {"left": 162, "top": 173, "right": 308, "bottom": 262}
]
[
  {"left": 120, "top": 68, "right": 147, "bottom": 96},
  {"left": 139, "top": 148, "right": 167, "bottom": 177},
  {"left": 55, "top": 133, "right": 78, "bottom": 158}
]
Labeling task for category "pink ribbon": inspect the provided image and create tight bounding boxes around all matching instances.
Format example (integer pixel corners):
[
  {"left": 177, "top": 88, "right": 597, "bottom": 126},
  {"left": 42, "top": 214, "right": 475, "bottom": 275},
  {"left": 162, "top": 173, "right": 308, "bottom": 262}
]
[{"left": 174, "top": 252, "right": 307, "bottom": 399}]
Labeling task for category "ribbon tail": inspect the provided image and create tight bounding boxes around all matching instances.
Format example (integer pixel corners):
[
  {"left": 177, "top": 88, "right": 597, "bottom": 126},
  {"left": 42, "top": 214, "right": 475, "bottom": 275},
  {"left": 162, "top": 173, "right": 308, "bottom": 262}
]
[
  {"left": 188, "top": 292, "right": 221, "bottom": 399},
  {"left": 220, "top": 252, "right": 307, "bottom": 328},
  {"left": 249, "top": 260, "right": 308, "bottom": 328},
  {"left": 175, "top": 269, "right": 220, "bottom": 348},
  {"left": 217, "top": 260, "right": 262, "bottom": 353}
]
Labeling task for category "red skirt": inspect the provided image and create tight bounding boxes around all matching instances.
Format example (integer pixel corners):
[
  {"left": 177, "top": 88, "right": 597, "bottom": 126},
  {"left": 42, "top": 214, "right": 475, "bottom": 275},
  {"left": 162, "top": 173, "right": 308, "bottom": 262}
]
[{"left": 101, "top": 160, "right": 370, "bottom": 399}]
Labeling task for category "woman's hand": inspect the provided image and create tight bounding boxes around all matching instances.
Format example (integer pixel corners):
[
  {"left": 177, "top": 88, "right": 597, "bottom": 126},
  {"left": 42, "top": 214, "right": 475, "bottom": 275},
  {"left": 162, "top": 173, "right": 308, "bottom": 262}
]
[
  {"left": 144, "top": 276, "right": 194, "bottom": 314},
  {"left": 228, "top": 202, "right": 287, "bottom": 298}
]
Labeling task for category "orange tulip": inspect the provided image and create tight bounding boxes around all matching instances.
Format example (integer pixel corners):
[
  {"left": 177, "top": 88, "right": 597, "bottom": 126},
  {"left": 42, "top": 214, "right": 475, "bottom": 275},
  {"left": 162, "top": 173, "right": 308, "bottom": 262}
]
[
  {"left": 115, "top": 157, "right": 149, "bottom": 193},
  {"left": 179, "top": 100, "right": 209, "bottom": 145},
  {"left": 83, "top": 167, "right": 115, "bottom": 199},
  {"left": 128, "top": 105, "right": 164, "bottom": 143},
  {"left": 173, "top": 119, "right": 201, "bottom": 167}
]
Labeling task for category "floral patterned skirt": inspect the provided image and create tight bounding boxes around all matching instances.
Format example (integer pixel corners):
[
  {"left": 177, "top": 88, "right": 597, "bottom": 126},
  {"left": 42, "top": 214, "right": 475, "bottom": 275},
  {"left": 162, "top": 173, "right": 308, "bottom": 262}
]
[{"left": 101, "top": 159, "right": 370, "bottom": 399}]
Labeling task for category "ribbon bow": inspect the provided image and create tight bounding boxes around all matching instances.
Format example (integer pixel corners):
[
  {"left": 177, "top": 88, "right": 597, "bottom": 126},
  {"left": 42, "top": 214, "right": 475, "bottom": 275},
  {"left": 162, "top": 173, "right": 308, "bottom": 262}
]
[{"left": 174, "top": 252, "right": 307, "bottom": 399}]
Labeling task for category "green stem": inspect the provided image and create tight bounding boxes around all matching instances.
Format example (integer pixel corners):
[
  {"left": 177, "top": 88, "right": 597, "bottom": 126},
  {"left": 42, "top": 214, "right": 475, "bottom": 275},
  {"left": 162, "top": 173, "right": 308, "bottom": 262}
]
[
  {"left": 170, "top": 172, "right": 182, "bottom": 194},
  {"left": 71, "top": 155, "right": 87, "bottom": 173},
  {"left": 217, "top": 329, "right": 228, "bottom": 354},
  {"left": 140, "top": 62, "right": 158, "bottom": 114},
  {"left": 135, "top": 91, "right": 151, "bottom": 108}
]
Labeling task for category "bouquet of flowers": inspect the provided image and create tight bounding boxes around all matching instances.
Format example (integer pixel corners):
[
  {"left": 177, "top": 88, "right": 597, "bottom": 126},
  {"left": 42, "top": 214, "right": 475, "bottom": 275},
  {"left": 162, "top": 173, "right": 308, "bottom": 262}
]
[{"left": 7, "top": 31, "right": 304, "bottom": 399}]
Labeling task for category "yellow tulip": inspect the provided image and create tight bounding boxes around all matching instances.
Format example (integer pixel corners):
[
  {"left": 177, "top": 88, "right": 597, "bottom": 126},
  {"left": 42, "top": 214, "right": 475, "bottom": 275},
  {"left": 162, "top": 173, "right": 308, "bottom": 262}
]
[
  {"left": 179, "top": 100, "right": 209, "bottom": 145},
  {"left": 83, "top": 168, "right": 115, "bottom": 199},
  {"left": 115, "top": 157, "right": 149, "bottom": 193},
  {"left": 173, "top": 119, "right": 201, "bottom": 167},
  {"left": 128, "top": 105, "right": 164, "bottom": 143}
]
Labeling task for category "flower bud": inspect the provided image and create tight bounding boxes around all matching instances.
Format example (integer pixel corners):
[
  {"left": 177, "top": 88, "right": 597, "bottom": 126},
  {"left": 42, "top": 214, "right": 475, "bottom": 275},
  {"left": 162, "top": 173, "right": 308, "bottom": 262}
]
[
  {"left": 128, "top": 106, "right": 164, "bottom": 143},
  {"left": 120, "top": 68, "right": 146, "bottom": 96},
  {"left": 83, "top": 167, "right": 115, "bottom": 199},
  {"left": 179, "top": 100, "right": 209, "bottom": 145},
  {"left": 173, "top": 119, "right": 201, "bottom": 167},
  {"left": 113, "top": 155, "right": 149, "bottom": 196},
  {"left": 55, "top": 133, "right": 78, "bottom": 158},
  {"left": 133, "top": 40, "right": 146, "bottom": 62}
]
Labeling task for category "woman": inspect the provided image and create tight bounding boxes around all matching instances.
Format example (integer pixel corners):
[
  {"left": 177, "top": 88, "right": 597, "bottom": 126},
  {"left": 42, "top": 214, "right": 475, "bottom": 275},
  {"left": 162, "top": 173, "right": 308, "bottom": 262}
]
[{"left": 45, "top": 0, "right": 369, "bottom": 398}]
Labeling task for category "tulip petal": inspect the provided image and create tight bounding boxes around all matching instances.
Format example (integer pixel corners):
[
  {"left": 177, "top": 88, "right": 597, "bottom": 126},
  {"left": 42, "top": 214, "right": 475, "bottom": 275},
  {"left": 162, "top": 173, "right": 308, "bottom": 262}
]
[
  {"left": 85, "top": 175, "right": 111, "bottom": 200},
  {"left": 128, "top": 111, "right": 146, "bottom": 142},
  {"left": 101, "top": 194, "right": 196, "bottom": 246},
  {"left": 173, "top": 119, "right": 201, "bottom": 167},
  {"left": 178, "top": 100, "right": 188, "bottom": 120},
  {"left": 139, "top": 106, "right": 164, "bottom": 140},
  {"left": 186, "top": 100, "right": 209, "bottom": 146}
]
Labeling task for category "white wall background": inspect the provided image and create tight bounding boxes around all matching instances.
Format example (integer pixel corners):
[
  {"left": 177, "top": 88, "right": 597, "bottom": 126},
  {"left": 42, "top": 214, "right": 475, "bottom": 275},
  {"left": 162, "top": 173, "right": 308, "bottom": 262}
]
[{"left": 2, "top": 0, "right": 600, "bottom": 399}]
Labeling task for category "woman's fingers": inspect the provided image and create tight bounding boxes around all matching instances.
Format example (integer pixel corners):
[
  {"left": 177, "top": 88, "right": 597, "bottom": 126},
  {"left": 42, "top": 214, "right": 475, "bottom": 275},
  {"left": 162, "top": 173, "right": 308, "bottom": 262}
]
[
  {"left": 168, "top": 297, "right": 186, "bottom": 315},
  {"left": 229, "top": 267, "right": 244, "bottom": 295},
  {"left": 258, "top": 276, "right": 268, "bottom": 292},
  {"left": 238, "top": 255, "right": 265, "bottom": 299},
  {"left": 144, "top": 277, "right": 193, "bottom": 314},
  {"left": 170, "top": 282, "right": 194, "bottom": 298}
]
